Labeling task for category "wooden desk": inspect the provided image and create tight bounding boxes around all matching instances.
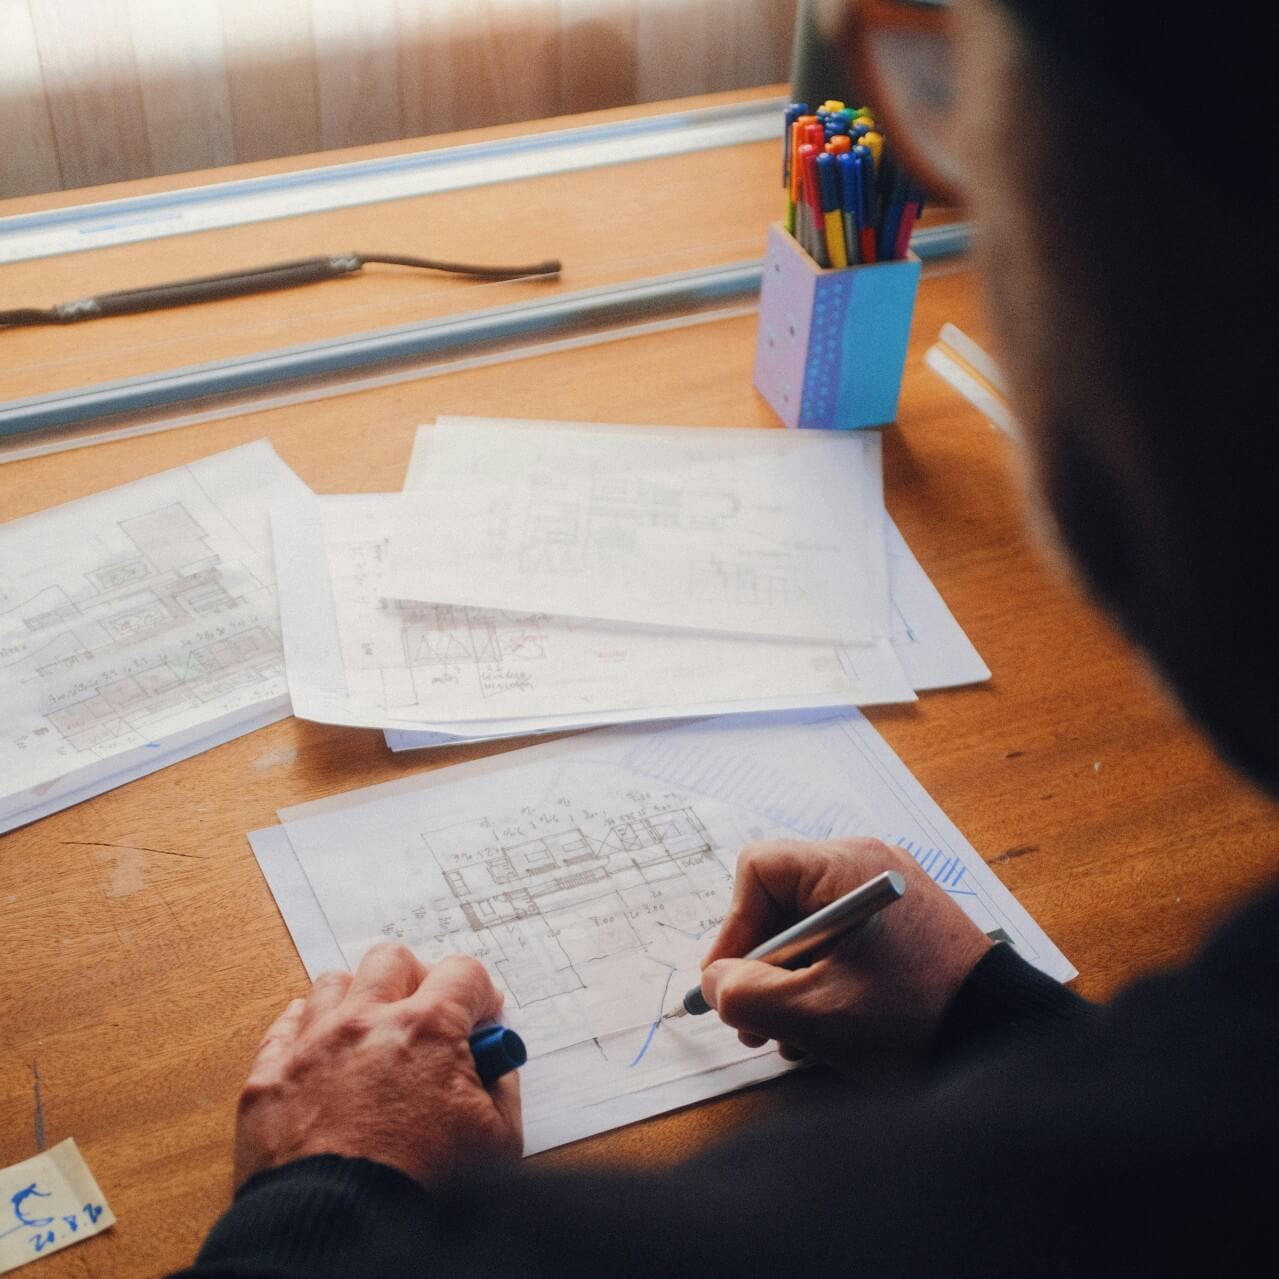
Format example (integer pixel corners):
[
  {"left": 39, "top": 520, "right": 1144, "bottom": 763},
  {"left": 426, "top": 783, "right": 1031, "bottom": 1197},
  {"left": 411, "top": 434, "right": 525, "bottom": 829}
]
[{"left": 2, "top": 88, "right": 1275, "bottom": 1278}]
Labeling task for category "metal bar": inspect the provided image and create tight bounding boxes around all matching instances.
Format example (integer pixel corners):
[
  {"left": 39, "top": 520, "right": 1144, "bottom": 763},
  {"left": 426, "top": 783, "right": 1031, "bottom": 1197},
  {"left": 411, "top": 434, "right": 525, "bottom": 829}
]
[
  {"left": 0, "top": 99, "right": 786, "bottom": 265},
  {"left": 0, "top": 222, "right": 970, "bottom": 442}
]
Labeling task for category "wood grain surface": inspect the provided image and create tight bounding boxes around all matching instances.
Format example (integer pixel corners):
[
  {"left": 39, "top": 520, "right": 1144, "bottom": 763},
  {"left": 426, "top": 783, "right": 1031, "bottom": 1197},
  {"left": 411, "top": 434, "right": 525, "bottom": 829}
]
[{"left": 1, "top": 90, "right": 1275, "bottom": 1279}]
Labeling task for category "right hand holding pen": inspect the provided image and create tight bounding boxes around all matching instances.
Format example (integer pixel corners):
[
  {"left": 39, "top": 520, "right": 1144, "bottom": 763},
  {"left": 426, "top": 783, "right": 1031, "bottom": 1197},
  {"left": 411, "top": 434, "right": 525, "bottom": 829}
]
[{"left": 700, "top": 839, "right": 992, "bottom": 1074}]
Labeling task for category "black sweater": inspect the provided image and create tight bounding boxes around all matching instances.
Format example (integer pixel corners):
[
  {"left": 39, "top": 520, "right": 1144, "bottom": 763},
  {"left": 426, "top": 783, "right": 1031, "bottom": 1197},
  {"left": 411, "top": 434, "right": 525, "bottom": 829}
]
[{"left": 175, "top": 880, "right": 1279, "bottom": 1277}]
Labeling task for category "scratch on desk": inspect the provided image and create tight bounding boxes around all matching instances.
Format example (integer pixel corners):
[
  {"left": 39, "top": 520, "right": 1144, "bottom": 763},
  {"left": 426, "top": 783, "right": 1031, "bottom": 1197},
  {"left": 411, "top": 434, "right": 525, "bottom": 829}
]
[
  {"left": 32, "top": 1060, "right": 45, "bottom": 1151},
  {"left": 990, "top": 844, "right": 1039, "bottom": 866},
  {"left": 61, "top": 840, "right": 204, "bottom": 862}
]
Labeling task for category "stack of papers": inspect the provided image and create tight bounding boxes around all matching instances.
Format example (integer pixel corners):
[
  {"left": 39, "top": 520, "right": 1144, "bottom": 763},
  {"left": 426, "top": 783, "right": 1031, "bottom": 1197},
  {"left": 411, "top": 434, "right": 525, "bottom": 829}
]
[
  {"left": 250, "top": 710, "right": 1072, "bottom": 1154},
  {"left": 0, "top": 442, "right": 308, "bottom": 834},
  {"left": 272, "top": 417, "right": 989, "bottom": 747}
]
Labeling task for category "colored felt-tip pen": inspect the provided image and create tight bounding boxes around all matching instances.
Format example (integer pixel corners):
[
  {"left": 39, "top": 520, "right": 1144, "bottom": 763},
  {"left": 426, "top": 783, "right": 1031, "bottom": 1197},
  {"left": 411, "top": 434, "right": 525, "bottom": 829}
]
[
  {"left": 816, "top": 152, "right": 848, "bottom": 269},
  {"left": 469, "top": 1023, "right": 527, "bottom": 1086},
  {"left": 664, "top": 869, "right": 907, "bottom": 1019}
]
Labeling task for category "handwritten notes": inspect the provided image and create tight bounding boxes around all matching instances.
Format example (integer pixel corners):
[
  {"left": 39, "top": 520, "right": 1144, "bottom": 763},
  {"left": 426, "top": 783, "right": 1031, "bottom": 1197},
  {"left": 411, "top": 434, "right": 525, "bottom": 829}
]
[{"left": 0, "top": 1140, "right": 114, "bottom": 1274}]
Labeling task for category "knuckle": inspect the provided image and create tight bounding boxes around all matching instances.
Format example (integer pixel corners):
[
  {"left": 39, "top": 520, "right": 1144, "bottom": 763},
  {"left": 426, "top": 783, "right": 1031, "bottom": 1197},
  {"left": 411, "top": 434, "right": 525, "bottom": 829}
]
[
  {"left": 237, "top": 1075, "right": 279, "bottom": 1114},
  {"left": 311, "top": 970, "right": 350, "bottom": 995},
  {"left": 714, "top": 971, "right": 756, "bottom": 1024},
  {"left": 324, "top": 1010, "right": 375, "bottom": 1045},
  {"left": 407, "top": 993, "right": 473, "bottom": 1042}
]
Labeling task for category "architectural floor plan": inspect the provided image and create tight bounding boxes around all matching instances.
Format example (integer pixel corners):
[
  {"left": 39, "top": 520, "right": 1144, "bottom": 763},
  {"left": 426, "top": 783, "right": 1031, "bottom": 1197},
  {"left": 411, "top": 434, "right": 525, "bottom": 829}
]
[
  {"left": 273, "top": 493, "right": 908, "bottom": 735},
  {"left": 0, "top": 441, "right": 308, "bottom": 832},
  {"left": 280, "top": 711, "right": 1075, "bottom": 1059}
]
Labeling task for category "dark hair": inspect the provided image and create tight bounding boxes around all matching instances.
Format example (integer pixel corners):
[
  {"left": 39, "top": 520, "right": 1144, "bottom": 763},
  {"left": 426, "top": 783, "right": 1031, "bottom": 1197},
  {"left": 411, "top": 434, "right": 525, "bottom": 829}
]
[{"left": 990, "top": 1, "right": 1279, "bottom": 792}]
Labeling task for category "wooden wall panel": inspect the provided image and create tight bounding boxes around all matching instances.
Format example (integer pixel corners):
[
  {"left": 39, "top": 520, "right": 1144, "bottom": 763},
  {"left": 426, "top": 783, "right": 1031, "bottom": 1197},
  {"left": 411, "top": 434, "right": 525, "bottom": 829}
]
[
  {"left": 636, "top": 0, "right": 793, "bottom": 103},
  {"left": 219, "top": 0, "right": 321, "bottom": 164},
  {"left": 1, "top": 0, "right": 797, "bottom": 198},
  {"left": 559, "top": 0, "right": 638, "bottom": 116},
  {"left": 396, "top": 0, "right": 463, "bottom": 138},
  {"left": 0, "top": 2, "right": 62, "bottom": 196},
  {"left": 26, "top": 0, "right": 151, "bottom": 191},
  {"left": 127, "top": 0, "right": 236, "bottom": 176},
  {"left": 311, "top": 0, "right": 403, "bottom": 151}
]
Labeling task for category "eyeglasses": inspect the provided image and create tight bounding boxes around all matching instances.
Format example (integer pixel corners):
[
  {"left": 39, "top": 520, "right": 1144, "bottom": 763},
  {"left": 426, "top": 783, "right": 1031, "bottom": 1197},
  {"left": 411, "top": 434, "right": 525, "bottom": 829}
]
[{"left": 835, "top": 1, "right": 963, "bottom": 202}]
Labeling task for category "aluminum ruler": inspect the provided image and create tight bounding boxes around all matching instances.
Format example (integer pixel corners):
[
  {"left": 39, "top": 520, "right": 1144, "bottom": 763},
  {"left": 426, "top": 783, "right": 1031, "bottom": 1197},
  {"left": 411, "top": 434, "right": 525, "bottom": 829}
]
[{"left": 0, "top": 98, "right": 785, "bottom": 266}]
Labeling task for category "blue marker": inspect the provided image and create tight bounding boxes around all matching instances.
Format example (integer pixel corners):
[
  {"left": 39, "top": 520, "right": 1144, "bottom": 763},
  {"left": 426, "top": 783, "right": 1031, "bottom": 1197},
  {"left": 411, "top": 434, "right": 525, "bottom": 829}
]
[
  {"left": 837, "top": 151, "right": 860, "bottom": 265},
  {"left": 783, "top": 102, "right": 807, "bottom": 189},
  {"left": 469, "top": 1023, "right": 526, "bottom": 1087},
  {"left": 852, "top": 144, "right": 877, "bottom": 263},
  {"left": 815, "top": 152, "right": 847, "bottom": 268}
]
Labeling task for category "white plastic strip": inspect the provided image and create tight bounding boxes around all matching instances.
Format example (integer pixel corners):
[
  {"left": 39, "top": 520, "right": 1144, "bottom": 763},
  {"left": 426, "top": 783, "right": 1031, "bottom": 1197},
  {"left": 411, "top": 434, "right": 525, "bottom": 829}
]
[{"left": 0, "top": 99, "right": 784, "bottom": 265}]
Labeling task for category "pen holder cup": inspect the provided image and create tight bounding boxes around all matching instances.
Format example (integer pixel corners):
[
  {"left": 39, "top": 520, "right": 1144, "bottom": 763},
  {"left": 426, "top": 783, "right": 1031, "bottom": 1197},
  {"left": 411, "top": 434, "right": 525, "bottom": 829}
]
[{"left": 753, "top": 222, "right": 921, "bottom": 430}]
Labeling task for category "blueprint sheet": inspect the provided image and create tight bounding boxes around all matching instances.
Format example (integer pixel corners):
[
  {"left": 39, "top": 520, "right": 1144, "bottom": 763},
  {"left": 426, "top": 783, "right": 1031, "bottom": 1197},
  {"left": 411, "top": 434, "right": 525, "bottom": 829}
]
[
  {"left": 388, "top": 420, "right": 891, "bottom": 643},
  {"left": 255, "top": 711, "right": 1072, "bottom": 1147},
  {"left": 380, "top": 512, "right": 989, "bottom": 750},
  {"left": 0, "top": 441, "right": 309, "bottom": 834},
  {"left": 273, "top": 492, "right": 914, "bottom": 736},
  {"left": 380, "top": 418, "right": 987, "bottom": 750}
]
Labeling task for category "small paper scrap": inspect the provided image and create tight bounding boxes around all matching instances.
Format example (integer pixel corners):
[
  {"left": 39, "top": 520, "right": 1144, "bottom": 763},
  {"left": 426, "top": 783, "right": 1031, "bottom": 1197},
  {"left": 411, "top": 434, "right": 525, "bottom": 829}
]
[{"left": 0, "top": 1140, "right": 114, "bottom": 1273}]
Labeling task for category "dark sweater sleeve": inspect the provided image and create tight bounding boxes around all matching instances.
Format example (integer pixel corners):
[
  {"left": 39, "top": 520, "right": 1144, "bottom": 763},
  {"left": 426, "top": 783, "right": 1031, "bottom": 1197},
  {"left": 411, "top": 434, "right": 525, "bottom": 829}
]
[
  {"left": 170, "top": 1156, "right": 433, "bottom": 1278},
  {"left": 171, "top": 883, "right": 1279, "bottom": 1278},
  {"left": 928, "top": 940, "right": 1092, "bottom": 1066}
]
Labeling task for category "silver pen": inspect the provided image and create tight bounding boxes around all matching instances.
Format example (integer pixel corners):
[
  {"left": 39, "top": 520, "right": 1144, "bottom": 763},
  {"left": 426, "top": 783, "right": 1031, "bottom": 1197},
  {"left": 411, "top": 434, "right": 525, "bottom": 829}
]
[{"left": 664, "top": 868, "right": 907, "bottom": 1019}]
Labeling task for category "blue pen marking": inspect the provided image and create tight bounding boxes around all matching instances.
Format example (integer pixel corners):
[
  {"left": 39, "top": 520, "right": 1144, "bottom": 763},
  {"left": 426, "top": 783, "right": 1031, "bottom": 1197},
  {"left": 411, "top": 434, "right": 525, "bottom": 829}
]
[
  {"left": 628, "top": 965, "right": 678, "bottom": 1068},
  {"left": 0, "top": 1184, "right": 53, "bottom": 1241},
  {"left": 894, "top": 838, "right": 976, "bottom": 896}
]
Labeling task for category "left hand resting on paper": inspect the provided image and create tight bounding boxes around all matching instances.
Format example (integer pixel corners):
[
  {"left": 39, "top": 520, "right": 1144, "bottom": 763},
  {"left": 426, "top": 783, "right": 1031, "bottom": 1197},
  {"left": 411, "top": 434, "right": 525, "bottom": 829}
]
[{"left": 233, "top": 943, "right": 523, "bottom": 1189}]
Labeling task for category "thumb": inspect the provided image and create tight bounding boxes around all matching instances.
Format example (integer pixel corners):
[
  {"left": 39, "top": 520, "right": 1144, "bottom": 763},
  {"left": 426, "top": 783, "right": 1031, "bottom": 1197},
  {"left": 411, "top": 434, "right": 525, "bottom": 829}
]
[{"left": 702, "top": 959, "right": 816, "bottom": 1043}]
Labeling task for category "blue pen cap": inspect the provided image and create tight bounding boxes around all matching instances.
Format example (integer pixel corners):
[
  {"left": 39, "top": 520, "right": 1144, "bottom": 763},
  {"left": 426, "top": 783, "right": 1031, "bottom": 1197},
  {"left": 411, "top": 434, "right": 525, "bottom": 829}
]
[
  {"left": 815, "top": 152, "right": 840, "bottom": 213},
  {"left": 468, "top": 1024, "right": 527, "bottom": 1088},
  {"left": 852, "top": 145, "right": 875, "bottom": 224},
  {"left": 836, "top": 151, "right": 858, "bottom": 213}
]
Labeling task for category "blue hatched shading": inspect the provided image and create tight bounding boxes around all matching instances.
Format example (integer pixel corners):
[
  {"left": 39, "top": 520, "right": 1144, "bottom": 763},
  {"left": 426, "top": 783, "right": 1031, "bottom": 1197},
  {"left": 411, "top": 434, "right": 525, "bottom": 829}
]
[{"left": 893, "top": 837, "right": 976, "bottom": 896}]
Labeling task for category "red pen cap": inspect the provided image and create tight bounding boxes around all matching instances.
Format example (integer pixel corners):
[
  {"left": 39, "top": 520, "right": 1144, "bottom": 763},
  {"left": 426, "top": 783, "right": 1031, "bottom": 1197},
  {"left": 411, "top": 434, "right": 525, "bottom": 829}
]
[{"left": 798, "top": 145, "right": 823, "bottom": 215}]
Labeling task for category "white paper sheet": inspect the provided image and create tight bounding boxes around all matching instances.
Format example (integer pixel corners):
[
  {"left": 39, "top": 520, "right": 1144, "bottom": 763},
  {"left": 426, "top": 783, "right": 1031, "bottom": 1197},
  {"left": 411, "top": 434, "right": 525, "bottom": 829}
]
[
  {"left": 249, "top": 821, "right": 793, "bottom": 1156},
  {"left": 273, "top": 492, "right": 914, "bottom": 736},
  {"left": 0, "top": 1139, "right": 115, "bottom": 1274},
  {"left": 381, "top": 514, "right": 988, "bottom": 752},
  {"left": 272, "top": 710, "right": 1072, "bottom": 1059},
  {"left": 0, "top": 441, "right": 308, "bottom": 834},
  {"left": 387, "top": 420, "right": 891, "bottom": 643}
]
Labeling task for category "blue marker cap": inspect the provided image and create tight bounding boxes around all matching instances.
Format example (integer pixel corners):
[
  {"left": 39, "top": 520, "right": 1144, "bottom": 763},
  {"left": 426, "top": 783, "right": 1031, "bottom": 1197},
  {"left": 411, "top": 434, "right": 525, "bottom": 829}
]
[
  {"left": 836, "top": 151, "right": 858, "bottom": 213},
  {"left": 852, "top": 145, "right": 875, "bottom": 225},
  {"left": 468, "top": 1024, "right": 527, "bottom": 1087},
  {"left": 783, "top": 103, "right": 807, "bottom": 184},
  {"left": 854, "top": 145, "right": 874, "bottom": 225},
  {"left": 815, "top": 152, "right": 840, "bottom": 213}
]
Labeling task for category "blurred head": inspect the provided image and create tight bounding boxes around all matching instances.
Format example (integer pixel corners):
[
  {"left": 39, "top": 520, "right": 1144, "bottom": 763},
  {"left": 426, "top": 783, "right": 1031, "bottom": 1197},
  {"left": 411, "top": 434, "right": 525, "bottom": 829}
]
[{"left": 834, "top": 0, "right": 1278, "bottom": 792}]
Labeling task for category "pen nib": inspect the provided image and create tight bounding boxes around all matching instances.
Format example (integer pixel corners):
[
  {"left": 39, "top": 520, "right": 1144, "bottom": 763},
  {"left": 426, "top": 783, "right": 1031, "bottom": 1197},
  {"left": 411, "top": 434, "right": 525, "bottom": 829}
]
[{"left": 661, "top": 1006, "right": 688, "bottom": 1021}]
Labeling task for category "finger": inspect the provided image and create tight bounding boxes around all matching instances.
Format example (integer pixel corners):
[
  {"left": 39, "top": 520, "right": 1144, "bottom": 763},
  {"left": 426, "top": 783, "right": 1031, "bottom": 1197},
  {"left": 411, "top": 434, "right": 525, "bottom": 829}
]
[
  {"left": 778, "top": 1042, "right": 810, "bottom": 1063},
  {"left": 489, "top": 1075, "right": 524, "bottom": 1158},
  {"left": 300, "top": 969, "right": 353, "bottom": 1028},
  {"left": 403, "top": 953, "right": 503, "bottom": 1035},
  {"left": 703, "top": 842, "right": 814, "bottom": 966},
  {"left": 246, "top": 997, "right": 305, "bottom": 1082},
  {"left": 704, "top": 837, "right": 905, "bottom": 967},
  {"left": 701, "top": 957, "right": 823, "bottom": 1046},
  {"left": 737, "top": 1030, "right": 768, "bottom": 1049},
  {"left": 346, "top": 942, "right": 427, "bottom": 1005}
]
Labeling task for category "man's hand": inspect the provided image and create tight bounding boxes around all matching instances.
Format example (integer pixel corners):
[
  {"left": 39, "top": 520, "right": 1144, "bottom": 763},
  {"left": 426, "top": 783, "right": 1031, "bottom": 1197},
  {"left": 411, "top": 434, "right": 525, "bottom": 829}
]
[
  {"left": 234, "top": 944, "right": 522, "bottom": 1189},
  {"left": 700, "top": 839, "right": 992, "bottom": 1075}
]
